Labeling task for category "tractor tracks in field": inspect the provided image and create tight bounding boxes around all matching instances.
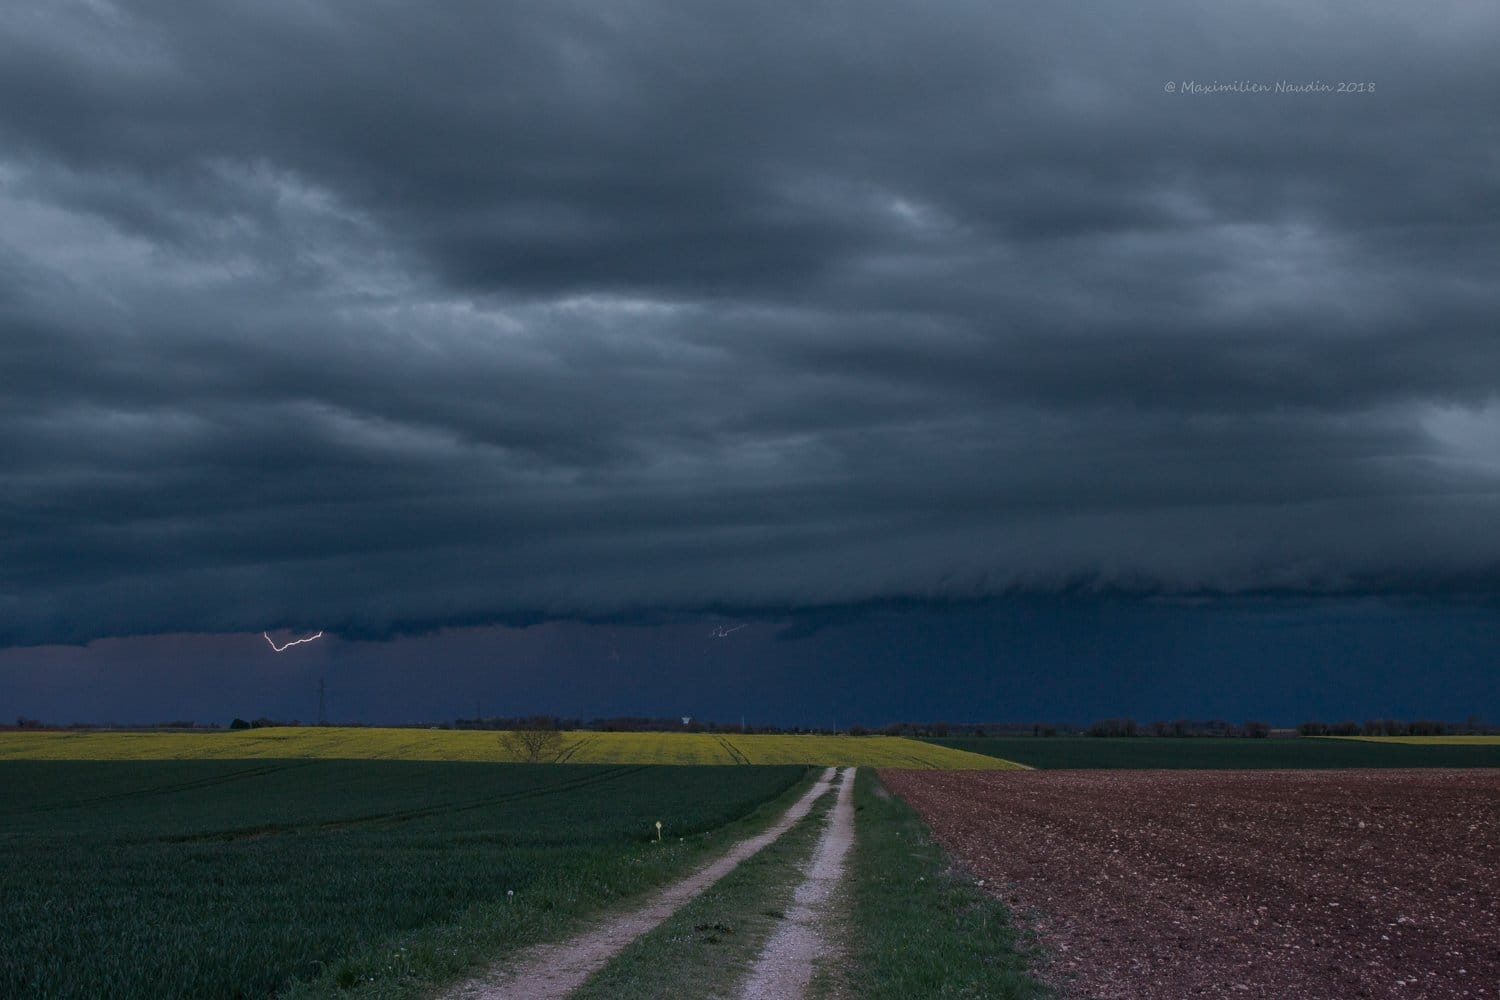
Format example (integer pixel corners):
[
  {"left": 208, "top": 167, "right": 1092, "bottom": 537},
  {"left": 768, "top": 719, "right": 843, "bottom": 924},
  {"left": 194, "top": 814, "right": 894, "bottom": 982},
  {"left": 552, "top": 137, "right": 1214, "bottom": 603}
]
[
  {"left": 16, "top": 760, "right": 317, "bottom": 814},
  {"left": 446, "top": 766, "right": 844, "bottom": 1000},
  {"left": 715, "top": 734, "right": 752, "bottom": 765},
  {"left": 555, "top": 736, "right": 594, "bottom": 763},
  {"left": 160, "top": 765, "right": 648, "bottom": 843}
]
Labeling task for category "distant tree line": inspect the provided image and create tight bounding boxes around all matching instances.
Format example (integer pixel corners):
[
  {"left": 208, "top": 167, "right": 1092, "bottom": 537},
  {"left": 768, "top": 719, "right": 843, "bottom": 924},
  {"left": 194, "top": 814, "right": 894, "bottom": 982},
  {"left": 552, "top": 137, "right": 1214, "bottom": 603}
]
[
  {"left": 229, "top": 717, "right": 324, "bottom": 729},
  {"left": 1080, "top": 717, "right": 1495, "bottom": 738},
  {"left": 11, "top": 712, "right": 1492, "bottom": 737},
  {"left": 843, "top": 722, "right": 1066, "bottom": 738},
  {"left": 1081, "top": 718, "right": 1276, "bottom": 738},
  {"left": 6, "top": 719, "right": 223, "bottom": 731},
  {"left": 1297, "top": 717, "right": 1488, "bottom": 737},
  {"left": 452, "top": 715, "right": 877, "bottom": 735},
  {"left": 216, "top": 715, "right": 1497, "bottom": 738}
]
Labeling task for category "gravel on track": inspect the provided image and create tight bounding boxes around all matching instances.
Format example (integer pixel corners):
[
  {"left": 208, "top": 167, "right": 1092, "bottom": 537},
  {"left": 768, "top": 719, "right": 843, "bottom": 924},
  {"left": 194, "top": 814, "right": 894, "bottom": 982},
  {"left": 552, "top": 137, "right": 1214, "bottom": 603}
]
[{"left": 738, "top": 767, "right": 857, "bottom": 1000}]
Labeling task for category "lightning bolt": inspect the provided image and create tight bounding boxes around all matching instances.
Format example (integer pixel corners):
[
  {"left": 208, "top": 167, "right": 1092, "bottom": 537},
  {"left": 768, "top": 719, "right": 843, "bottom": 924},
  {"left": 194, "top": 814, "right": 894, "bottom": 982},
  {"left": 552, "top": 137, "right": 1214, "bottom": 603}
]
[
  {"left": 263, "top": 630, "right": 324, "bottom": 652},
  {"left": 711, "top": 624, "right": 748, "bottom": 639}
]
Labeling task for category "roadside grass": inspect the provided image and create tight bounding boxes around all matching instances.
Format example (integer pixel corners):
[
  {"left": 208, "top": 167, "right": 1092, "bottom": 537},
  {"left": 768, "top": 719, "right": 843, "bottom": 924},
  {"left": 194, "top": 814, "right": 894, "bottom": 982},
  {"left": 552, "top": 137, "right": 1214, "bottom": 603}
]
[
  {"left": 0, "top": 727, "right": 1015, "bottom": 769},
  {"left": 929, "top": 735, "right": 1500, "bottom": 769},
  {"left": 1, "top": 761, "right": 810, "bottom": 999},
  {"left": 1337, "top": 735, "right": 1500, "bottom": 746},
  {"left": 845, "top": 771, "right": 1051, "bottom": 1000},
  {"left": 569, "top": 789, "right": 837, "bottom": 999}
]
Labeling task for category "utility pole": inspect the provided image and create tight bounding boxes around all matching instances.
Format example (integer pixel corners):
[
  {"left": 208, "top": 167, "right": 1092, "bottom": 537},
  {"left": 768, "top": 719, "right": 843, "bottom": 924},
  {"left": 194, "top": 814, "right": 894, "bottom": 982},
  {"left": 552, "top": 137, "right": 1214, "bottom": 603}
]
[{"left": 317, "top": 677, "right": 326, "bottom": 725}]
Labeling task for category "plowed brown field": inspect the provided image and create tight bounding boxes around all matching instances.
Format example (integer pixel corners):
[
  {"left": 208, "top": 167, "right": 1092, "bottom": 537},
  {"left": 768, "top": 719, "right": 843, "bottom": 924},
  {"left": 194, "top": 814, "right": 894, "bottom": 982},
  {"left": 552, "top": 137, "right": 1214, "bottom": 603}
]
[{"left": 881, "top": 768, "right": 1500, "bottom": 1000}]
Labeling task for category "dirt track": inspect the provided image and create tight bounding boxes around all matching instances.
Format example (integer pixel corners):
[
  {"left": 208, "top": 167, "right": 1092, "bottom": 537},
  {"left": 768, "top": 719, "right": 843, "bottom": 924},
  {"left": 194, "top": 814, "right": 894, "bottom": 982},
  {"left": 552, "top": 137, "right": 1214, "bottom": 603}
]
[
  {"left": 448, "top": 767, "right": 838, "bottom": 1000},
  {"left": 881, "top": 768, "right": 1500, "bottom": 1000},
  {"left": 739, "top": 767, "right": 856, "bottom": 999}
]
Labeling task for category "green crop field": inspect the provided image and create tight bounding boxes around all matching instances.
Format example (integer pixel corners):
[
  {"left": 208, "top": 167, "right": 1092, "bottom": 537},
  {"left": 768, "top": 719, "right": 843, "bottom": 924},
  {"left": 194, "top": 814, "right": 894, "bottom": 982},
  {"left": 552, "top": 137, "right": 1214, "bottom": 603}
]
[
  {"left": 0, "top": 760, "right": 806, "bottom": 999},
  {"left": 925, "top": 736, "right": 1500, "bottom": 769},
  {"left": 0, "top": 727, "right": 1015, "bottom": 768}
]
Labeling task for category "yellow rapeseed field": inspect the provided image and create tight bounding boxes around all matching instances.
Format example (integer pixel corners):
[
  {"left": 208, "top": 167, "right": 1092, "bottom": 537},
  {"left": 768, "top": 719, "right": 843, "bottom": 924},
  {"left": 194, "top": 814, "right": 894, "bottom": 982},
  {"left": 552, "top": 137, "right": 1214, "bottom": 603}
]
[
  {"left": 1337, "top": 735, "right": 1500, "bottom": 746},
  {"left": 0, "top": 727, "right": 1021, "bottom": 768}
]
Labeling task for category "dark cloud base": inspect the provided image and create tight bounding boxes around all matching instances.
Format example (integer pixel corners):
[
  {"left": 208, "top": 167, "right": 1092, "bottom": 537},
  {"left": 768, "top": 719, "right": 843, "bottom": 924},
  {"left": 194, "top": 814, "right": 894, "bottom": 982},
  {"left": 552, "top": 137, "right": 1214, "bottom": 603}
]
[{"left": 2, "top": 1, "right": 1499, "bottom": 648}]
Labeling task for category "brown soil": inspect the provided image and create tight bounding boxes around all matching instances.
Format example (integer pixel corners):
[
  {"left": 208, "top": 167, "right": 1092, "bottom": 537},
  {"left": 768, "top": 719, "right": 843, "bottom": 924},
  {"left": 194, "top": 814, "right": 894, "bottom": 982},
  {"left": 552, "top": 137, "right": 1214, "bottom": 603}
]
[{"left": 880, "top": 768, "right": 1500, "bottom": 1000}]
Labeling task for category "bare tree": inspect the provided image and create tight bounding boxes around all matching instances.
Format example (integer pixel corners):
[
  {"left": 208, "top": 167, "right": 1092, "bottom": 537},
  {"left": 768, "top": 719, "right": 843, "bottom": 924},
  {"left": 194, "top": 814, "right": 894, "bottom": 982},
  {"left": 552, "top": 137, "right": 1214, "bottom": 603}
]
[{"left": 498, "top": 717, "right": 566, "bottom": 762}]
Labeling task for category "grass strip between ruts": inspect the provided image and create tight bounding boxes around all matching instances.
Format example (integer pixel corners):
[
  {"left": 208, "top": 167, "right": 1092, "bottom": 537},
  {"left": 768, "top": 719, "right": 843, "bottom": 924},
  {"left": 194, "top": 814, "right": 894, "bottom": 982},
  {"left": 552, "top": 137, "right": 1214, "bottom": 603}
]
[{"left": 569, "top": 789, "right": 837, "bottom": 999}]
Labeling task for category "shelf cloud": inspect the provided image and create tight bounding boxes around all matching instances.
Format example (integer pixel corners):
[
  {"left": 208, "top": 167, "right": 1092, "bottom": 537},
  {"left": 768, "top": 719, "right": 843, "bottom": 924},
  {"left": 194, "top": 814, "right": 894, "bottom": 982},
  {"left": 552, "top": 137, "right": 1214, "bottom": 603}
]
[{"left": 3, "top": 0, "right": 1498, "bottom": 646}]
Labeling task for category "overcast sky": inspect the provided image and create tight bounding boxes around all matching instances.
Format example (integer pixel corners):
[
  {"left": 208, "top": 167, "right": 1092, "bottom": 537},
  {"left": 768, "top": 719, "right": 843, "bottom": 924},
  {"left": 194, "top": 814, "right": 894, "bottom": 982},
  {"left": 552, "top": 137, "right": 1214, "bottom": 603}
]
[{"left": 2, "top": 2, "right": 1497, "bottom": 721}]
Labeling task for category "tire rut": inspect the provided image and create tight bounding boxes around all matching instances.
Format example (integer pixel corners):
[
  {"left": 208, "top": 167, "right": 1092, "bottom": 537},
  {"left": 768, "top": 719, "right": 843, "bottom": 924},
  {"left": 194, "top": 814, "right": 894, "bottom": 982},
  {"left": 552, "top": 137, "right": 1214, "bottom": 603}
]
[
  {"left": 737, "top": 767, "right": 857, "bottom": 1000},
  {"left": 445, "top": 766, "right": 839, "bottom": 1000}
]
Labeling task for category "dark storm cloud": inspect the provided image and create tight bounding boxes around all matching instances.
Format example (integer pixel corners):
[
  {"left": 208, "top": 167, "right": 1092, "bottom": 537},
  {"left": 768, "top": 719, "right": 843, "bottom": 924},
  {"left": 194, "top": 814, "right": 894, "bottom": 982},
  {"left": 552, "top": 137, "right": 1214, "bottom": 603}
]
[{"left": 2, "top": 0, "right": 1499, "bottom": 645}]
